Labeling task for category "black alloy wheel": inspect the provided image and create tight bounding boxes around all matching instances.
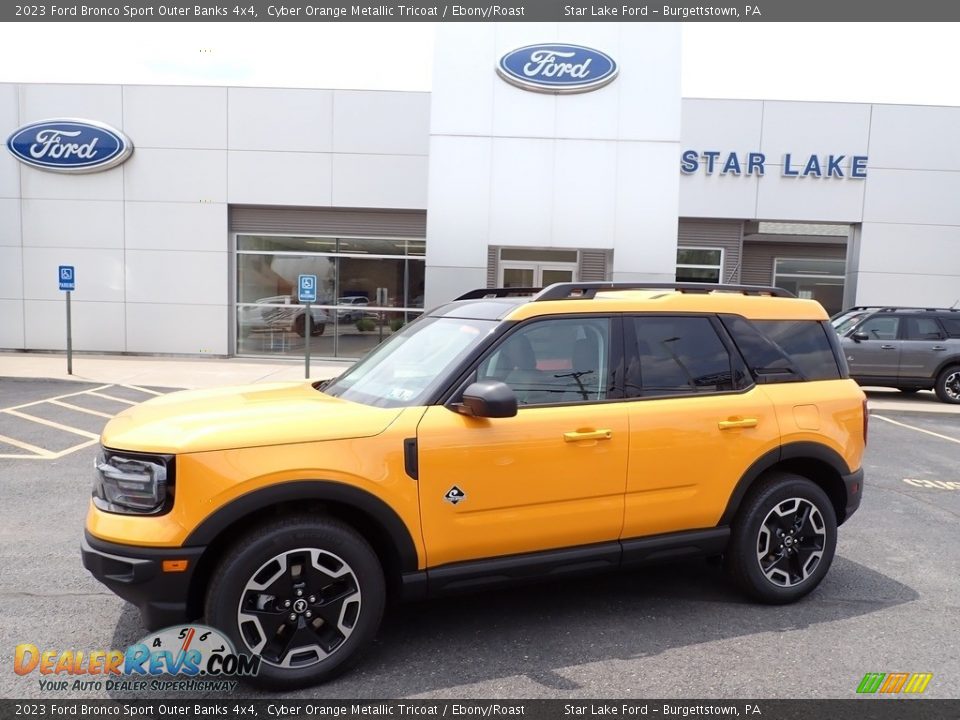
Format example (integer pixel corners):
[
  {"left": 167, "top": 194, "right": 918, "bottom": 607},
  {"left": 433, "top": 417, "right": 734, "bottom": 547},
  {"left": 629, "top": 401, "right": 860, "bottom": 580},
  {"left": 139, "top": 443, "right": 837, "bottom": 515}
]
[
  {"left": 725, "top": 472, "right": 838, "bottom": 604},
  {"left": 205, "top": 516, "right": 385, "bottom": 689}
]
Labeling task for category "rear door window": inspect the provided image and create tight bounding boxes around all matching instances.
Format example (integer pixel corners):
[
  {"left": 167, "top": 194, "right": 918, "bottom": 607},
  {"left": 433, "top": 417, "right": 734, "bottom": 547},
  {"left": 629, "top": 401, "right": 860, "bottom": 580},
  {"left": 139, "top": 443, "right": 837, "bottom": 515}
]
[
  {"left": 626, "top": 316, "right": 739, "bottom": 397},
  {"left": 905, "top": 317, "right": 946, "bottom": 341}
]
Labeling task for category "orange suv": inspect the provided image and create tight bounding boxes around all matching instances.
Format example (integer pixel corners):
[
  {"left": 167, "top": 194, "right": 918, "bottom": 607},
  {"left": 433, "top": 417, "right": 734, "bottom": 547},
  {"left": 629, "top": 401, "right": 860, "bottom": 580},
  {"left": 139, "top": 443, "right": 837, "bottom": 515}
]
[{"left": 82, "top": 282, "right": 867, "bottom": 689}]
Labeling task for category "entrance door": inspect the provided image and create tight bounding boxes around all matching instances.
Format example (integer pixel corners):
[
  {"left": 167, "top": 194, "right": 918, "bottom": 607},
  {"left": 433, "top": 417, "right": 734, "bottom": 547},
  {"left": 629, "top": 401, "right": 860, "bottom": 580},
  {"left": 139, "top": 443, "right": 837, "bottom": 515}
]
[{"left": 501, "top": 262, "right": 575, "bottom": 288}]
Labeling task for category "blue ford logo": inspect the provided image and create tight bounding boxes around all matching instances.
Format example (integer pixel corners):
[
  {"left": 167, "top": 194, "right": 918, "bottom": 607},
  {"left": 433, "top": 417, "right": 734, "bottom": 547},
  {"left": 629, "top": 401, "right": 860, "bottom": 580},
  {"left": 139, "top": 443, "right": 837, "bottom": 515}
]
[
  {"left": 497, "top": 43, "right": 618, "bottom": 94},
  {"left": 6, "top": 119, "right": 133, "bottom": 173}
]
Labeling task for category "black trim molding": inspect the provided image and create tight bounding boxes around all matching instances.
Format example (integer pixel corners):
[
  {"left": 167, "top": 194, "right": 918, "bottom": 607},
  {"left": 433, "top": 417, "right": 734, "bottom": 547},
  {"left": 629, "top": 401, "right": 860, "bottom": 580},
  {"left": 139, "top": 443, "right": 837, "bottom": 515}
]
[{"left": 183, "top": 480, "right": 420, "bottom": 573}]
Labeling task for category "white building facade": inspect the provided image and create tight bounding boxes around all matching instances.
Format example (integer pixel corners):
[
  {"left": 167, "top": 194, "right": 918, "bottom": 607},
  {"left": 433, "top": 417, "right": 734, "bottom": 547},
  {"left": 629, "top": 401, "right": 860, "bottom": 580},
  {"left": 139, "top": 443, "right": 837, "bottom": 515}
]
[{"left": 2, "top": 23, "right": 958, "bottom": 359}]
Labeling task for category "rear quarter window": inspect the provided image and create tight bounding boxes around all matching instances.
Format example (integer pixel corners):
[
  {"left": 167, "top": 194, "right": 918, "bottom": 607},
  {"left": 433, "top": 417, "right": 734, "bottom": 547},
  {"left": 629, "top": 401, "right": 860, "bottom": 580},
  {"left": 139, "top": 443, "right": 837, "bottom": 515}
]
[
  {"left": 754, "top": 320, "right": 842, "bottom": 381},
  {"left": 722, "top": 316, "right": 842, "bottom": 382}
]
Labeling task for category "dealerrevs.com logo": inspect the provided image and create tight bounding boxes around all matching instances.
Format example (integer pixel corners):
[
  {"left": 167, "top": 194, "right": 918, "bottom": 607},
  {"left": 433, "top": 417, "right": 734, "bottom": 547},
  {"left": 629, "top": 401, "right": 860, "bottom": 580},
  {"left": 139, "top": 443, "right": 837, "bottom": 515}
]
[{"left": 14, "top": 624, "right": 259, "bottom": 692}]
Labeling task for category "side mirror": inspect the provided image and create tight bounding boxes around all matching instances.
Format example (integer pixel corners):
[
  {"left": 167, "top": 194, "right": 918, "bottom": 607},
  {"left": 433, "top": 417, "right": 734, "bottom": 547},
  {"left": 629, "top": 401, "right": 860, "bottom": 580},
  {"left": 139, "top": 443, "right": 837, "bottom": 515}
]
[
  {"left": 850, "top": 332, "right": 869, "bottom": 342},
  {"left": 457, "top": 380, "right": 518, "bottom": 418}
]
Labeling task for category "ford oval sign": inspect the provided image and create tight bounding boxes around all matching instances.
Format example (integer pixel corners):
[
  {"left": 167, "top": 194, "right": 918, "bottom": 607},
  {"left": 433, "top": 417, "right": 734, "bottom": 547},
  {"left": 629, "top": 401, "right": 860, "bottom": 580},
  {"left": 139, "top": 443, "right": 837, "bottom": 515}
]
[
  {"left": 6, "top": 118, "right": 133, "bottom": 173},
  {"left": 497, "top": 44, "right": 618, "bottom": 94}
]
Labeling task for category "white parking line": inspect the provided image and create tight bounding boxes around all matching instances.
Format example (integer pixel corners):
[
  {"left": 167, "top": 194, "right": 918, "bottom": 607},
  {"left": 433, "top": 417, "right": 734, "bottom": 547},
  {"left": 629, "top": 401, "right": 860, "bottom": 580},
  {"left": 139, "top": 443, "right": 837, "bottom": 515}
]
[
  {"left": 3, "top": 409, "right": 100, "bottom": 440},
  {"left": 872, "top": 414, "right": 960, "bottom": 445},
  {"left": 87, "top": 391, "right": 139, "bottom": 405},
  {"left": 47, "top": 399, "right": 113, "bottom": 419}
]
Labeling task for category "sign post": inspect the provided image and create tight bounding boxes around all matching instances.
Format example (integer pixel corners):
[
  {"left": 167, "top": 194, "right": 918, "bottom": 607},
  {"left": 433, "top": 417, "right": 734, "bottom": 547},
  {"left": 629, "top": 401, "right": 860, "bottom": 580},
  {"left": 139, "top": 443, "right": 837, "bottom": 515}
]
[
  {"left": 58, "top": 265, "right": 76, "bottom": 375},
  {"left": 298, "top": 274, "right": 318, "bottom": 379}
]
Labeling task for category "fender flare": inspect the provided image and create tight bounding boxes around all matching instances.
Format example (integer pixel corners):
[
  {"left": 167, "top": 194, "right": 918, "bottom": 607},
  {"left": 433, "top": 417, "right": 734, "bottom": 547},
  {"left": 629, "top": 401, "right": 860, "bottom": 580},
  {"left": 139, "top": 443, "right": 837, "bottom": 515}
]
[
  {"left": 183, "top": 480, "right": 420, "bottom": 573},
  {"left": 718, "top": 442, "right": 853, "bottom": 527}
]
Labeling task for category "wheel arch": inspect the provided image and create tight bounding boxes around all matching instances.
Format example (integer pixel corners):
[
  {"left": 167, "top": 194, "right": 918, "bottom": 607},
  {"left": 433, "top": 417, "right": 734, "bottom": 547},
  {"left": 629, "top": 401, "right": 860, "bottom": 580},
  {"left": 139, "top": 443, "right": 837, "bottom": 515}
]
[
  {"left": 183, "top": 481, "right": 420, "bottom": 620},
  {"left": 719, "top": 443, "right": 852, "bottom": 529},
  {"left": 934, "top": 358, "right": 960, "bottom": 380}
]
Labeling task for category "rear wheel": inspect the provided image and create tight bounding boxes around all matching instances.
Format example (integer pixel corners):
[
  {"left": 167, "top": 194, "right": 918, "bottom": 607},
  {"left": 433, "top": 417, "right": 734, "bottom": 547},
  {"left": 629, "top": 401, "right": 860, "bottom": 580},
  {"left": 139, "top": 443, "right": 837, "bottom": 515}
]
[
  {"left": 293, "top": 315, "right": 326, "bottom": 337},
  {"left": 934, "top": 365, "right": 960, "bottom": 404},
  {"left": 725, "top": 472, "right": 837, "bottom": 604},
  {"left": 205, "top": 516, "right": 385, "bottom": 689}
]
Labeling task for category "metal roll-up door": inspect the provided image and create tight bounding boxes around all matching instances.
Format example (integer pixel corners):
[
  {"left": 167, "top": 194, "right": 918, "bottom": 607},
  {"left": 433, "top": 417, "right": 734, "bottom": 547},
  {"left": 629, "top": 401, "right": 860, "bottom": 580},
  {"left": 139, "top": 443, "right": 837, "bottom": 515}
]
[
  {"left": 677, "top": 219, "right": 744, "bottom": 282},
  {"left": 230, "top": 206, "right": 427, "bottom": 237}
]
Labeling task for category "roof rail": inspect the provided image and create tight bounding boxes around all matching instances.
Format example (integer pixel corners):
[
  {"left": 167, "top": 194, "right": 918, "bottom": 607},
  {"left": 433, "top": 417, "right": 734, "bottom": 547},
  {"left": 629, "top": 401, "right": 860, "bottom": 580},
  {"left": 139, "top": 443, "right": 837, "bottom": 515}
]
[
  {"left": 841, "top": 305, "right": 959, "bottom": 313},
  {"left": 532, "top": 282, "right": 795, "bottom": 301},
  {"left": 455, "top": 287, "right": 542, "bottom": 301}
]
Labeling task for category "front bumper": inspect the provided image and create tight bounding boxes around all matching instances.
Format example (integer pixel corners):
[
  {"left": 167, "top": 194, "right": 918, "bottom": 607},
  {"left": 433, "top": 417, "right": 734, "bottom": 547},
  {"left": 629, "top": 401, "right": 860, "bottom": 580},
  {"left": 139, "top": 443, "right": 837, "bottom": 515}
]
[
  {"left": 81, "top": 531, "right": 206, "bottom": 631},
  {"left": 841, "top": 467, "right": 864, "bottom": 523}
]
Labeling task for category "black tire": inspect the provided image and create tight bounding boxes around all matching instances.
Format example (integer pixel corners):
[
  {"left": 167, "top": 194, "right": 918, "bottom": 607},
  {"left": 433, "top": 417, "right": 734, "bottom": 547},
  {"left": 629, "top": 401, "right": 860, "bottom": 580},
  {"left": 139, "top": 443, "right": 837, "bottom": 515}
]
[
  {"left": 898, "top": 388, "right": 919, "bottom": 395},
  {"left": 725, "top": 472, "right": 837, "bottom": 604},
  {"left": 934, "top": 365, "right": 960, "bottom": 404},
  {"left": 293, "top": 315, "right": 325, "bottom": 337},
  {"left": 205, "top": 515, "right": 385, "bottom": 690}
]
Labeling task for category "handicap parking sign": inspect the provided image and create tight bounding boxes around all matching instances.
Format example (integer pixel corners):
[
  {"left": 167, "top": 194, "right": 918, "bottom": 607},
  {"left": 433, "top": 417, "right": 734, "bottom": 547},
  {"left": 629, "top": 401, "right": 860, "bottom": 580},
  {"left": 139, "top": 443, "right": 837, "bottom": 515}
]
[
  {"left": 298, "top": 274, "right": 317, "bottom": 303},
  {"left": 58, "top": 265, "right": 75, "bottom": 291}
]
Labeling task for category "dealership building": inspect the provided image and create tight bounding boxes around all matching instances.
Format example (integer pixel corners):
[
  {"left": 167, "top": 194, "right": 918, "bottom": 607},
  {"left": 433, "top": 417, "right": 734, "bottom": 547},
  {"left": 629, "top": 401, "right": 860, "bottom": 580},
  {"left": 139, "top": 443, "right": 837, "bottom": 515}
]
[{"left": 2, "top": 24, "right": 958, "bottom": 359}]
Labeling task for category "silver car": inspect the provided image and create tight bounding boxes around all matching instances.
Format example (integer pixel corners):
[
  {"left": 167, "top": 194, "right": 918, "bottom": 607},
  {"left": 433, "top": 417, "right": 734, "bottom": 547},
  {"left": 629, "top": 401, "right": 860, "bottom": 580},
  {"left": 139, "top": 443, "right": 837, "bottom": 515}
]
[
  {"left": 832, "top": 306, "right": 960, "bottom": 403},
  {"left": 238, "top": 296, "right": 330, "bottom": 337}
]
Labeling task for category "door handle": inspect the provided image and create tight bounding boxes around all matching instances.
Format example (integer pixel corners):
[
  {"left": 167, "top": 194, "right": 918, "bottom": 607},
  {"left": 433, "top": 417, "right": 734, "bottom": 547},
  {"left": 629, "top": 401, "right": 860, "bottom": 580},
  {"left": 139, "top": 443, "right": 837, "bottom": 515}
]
[
  {"left": 932, "top": 346, "right": 947, "bottom": 351},
  {"left": 718, "top": 418, "right": 758, "bottom": 430},
  {"left": 880, "top": 345, "right": 897, "bottom": 350},
  {"left": 563, "top": 429, "right": 612, "bottom": 442}
]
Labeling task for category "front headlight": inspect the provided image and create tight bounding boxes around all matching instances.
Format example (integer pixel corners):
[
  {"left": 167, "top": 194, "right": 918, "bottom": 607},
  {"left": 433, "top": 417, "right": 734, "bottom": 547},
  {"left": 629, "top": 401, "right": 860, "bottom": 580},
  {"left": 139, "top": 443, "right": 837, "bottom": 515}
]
[{"left": 92, "top": 450, "right": 173, "bottom": 515}]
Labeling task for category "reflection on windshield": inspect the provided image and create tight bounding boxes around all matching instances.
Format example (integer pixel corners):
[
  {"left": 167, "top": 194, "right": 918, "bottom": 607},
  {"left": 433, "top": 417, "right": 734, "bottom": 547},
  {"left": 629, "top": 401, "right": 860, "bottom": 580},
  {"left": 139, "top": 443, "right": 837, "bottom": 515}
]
[
  {"left": 322, "top": 317, "right": 495, "bottom": 408},
  {"left": 832, "top": 312, "right": 867, "bottom": 334}
]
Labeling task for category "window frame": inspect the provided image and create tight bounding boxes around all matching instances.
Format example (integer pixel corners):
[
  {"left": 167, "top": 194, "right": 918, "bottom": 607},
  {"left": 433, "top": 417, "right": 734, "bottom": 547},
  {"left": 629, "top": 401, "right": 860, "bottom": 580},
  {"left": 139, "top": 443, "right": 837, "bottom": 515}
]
[
  {"left": 443, "top": 314, "right": 626, "bottom": 410},
  {"left": 676, "top": 246, "right": 723, "bottom": 284},
  {"left": 622, "top": 312, "right": 753, "bottom": 401}
]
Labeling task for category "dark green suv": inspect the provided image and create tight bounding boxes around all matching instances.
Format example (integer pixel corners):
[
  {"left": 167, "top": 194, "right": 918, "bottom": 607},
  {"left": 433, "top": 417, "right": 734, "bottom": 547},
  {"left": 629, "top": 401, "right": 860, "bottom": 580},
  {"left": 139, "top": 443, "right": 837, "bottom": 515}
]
[{"left": 832, "top": 306, "right": 960, "bottom": 403}]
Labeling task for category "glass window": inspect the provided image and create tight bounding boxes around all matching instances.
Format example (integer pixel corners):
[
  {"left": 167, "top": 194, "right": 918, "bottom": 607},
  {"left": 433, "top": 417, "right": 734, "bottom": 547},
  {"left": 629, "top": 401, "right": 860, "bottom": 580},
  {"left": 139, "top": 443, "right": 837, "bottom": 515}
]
[
  {"left": 628, "top": 317, "right": 734, "bottom": 396},
  {"left": 905, "top": 317, "right": 946, "bottom": 341},
  {"left": 676, "top": 247, "right": 722, "bottom": 284},
  {"left": 323, "top": 317, "right": 494, "bottom": 408},
  {"left": 773, "top": 257, "right": 846, "bottom": 315},
  {"left": 500, "top": 248, "right": 578, "bottom": 263},
  {"left": 236, "top": 234, "right": 425, "bottom": 359},
  {"left": 939, "top": 317, "right": 960, "bottom": 338},
  {"left": 856, "top": 316, "right": 899, "bottom": 341},
  {"left": 752, "top": 321, "right": 841, "bottom": 381},
  {"left": 477, "top": 318, "right": 611, "bottom": 405},
  {"left": 832, "top": 311, "right": 870, "bottom": 335}
]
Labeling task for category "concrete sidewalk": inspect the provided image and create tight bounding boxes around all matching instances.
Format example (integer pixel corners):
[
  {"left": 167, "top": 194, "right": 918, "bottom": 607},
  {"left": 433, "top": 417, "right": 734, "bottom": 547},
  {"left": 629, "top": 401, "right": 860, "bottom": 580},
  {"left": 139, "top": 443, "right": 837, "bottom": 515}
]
[{"left": 0, "top": 351, "right": 352, "bottom": 390}]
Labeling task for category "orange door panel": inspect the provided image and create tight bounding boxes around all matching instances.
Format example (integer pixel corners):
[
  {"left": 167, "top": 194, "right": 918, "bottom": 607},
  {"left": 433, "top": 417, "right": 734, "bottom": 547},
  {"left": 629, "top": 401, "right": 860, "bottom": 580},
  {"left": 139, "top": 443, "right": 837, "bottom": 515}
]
[
  {"left": 623, "top": 388, "right": 781, "bottom": 538},
  {"left": 417, "top": 403, "right": 629, "bottom": 567}
]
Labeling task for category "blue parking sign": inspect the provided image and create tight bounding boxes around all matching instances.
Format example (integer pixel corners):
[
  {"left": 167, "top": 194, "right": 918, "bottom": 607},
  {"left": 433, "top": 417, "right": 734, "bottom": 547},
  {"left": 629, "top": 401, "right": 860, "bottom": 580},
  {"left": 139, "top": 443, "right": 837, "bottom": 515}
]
[
  {"left": 59, "top": 265, "right": 75, "bottom": 291},
  {"left": 298, "top": 274, "right": 317, "bottom": 303}
]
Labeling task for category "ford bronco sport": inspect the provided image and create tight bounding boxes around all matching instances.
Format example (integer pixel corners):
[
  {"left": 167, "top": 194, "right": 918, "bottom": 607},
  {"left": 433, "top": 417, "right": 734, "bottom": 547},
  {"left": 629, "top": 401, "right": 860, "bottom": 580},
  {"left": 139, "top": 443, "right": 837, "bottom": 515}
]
[
  {"left": 82, "top": 282, "right": 866, "bottom": 689},
  {"left": 832, "top": 305, "right": 960, "bottom": 403}
]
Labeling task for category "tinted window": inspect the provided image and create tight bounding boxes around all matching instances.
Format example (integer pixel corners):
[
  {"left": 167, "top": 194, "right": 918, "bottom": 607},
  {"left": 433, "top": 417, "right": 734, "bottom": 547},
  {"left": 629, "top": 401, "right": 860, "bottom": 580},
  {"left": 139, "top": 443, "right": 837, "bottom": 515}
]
[
  {"left": 905, "top": 317, "right": 945, "bottom": 341},
  {"left": 753, "top": 321, "right": 841, "bottom": 381},
  {"left": 856, "top": 316, "right": 899, "bottom": 341},
  {"left": 477, "top": 318, "right": 611, "bottom": 405},
  {"left": 628, "top": 317, "right": 735, "bottom": 396},
  {"left": 939, "top": 317, "right": 960, "bottom": 338}
]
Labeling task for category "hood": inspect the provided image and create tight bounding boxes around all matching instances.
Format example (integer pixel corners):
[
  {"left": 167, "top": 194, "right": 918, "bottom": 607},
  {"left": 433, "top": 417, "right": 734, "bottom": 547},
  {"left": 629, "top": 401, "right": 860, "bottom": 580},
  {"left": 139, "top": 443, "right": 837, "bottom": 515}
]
[{"left": 100, "top": 382, "right": 402, "bottom": 454}]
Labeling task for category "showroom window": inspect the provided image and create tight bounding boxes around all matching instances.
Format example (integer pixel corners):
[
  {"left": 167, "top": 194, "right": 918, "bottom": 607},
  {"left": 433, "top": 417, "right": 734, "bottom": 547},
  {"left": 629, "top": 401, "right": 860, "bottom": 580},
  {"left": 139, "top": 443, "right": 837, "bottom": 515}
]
[
  {"left": 236, "top": 234, "right": 425, "bottom": 359},
  {"left": 676, "top": 248, "right": 722, "bottom": 283},
  {"left": 773, "top": 258, "right": 846, "bottom": 315}
]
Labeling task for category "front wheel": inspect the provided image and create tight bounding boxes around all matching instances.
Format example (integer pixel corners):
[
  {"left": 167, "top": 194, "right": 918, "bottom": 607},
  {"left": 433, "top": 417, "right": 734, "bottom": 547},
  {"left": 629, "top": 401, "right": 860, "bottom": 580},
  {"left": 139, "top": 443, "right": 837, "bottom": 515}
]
[
  {"left": 205, "top": 515, "right": 385, "bottom": 690},
  {"left": 725, "top": 473, "right": 837, "bottom": 604},
  {"left": 934, "top": 365, "right": 960, "bottom": 404}
]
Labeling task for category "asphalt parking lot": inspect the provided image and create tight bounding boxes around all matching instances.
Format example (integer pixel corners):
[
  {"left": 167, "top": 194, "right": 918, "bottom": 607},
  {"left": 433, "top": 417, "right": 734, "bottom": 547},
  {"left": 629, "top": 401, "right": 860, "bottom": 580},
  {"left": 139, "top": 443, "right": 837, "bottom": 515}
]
[{"left": 0, "top": 378, "right": 957, "bottom": 700}]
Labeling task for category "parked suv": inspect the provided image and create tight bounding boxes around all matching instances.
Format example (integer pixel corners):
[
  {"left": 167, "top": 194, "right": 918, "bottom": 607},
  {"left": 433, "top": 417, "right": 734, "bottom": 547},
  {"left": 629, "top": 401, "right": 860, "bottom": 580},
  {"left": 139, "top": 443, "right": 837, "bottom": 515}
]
[
  {"left": 831, "top": 306, "right": 960, "bottom": 403},
  {"left": 82, "top": 282, "right": 866, "bottom": 689}
]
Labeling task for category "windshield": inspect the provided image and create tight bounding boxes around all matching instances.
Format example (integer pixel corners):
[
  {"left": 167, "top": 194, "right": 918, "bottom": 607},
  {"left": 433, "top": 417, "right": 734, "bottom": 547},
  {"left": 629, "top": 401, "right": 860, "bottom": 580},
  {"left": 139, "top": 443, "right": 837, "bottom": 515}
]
[
  {"left": 323, "top": 317, "right": 496, "bottom": 407},
  {"left": 831, "top": 312, "right": 868, "bottom": 335}
]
